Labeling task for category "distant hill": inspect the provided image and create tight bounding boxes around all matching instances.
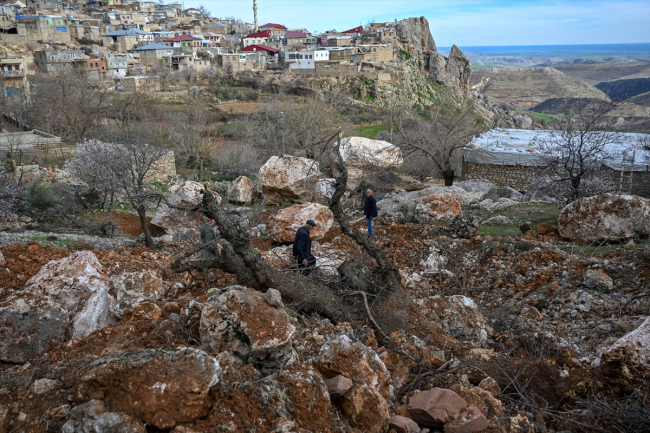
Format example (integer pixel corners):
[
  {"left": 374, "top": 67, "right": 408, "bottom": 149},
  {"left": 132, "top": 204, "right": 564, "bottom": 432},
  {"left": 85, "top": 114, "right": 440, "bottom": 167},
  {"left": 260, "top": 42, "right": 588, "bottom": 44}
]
[
  {"left": 596, "top": 78, "right": 650, "bottom": 101},
  {"left": 531, "top": 98, "right": 602, "bottom": 114},
  {"left": 469, "top": 67, "right": 608, "bottom": 108},
  {"left": 553, "top": 62, "right": 650, "bottom": 85}
]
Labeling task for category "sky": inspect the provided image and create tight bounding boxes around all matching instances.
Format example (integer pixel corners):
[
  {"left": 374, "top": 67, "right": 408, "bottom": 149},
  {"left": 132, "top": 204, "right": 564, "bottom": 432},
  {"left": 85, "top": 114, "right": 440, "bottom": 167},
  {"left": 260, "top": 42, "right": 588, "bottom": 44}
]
[{"left": 180, "top": 0, "right": 650, "bottom": 47}]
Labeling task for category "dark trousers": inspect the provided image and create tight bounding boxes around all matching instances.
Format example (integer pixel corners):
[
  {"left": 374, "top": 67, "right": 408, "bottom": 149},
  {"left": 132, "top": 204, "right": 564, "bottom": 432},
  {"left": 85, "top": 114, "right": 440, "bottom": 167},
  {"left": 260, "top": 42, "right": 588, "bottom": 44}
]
[{"left": 297, "top": 255, "right": 316, "bottom": 276}]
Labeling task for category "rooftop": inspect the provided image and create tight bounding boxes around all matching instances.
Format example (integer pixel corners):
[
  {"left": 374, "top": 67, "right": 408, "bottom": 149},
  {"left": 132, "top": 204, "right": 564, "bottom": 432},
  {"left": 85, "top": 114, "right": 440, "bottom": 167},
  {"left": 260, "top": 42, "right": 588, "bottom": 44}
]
[
  {"left": 133, "top": 42, "right": 170, "bottom": 50},
  {"left": 163, "top": 34, "right": 201, "bottom": 42},
  {"left": 259, "top": 23, "right": 286, "bottom": 30},
  {"left": 286, "top": 30, "right": 307, "bottom": 39},
  {"left": 241, "top": 44, "right": 278, "bottom": 53},
  {"left": 244, "top": 30, "right": 271, "bottom": 39},
  {"left": 466, "top": 128, "right": 650, "bottom": 171}
]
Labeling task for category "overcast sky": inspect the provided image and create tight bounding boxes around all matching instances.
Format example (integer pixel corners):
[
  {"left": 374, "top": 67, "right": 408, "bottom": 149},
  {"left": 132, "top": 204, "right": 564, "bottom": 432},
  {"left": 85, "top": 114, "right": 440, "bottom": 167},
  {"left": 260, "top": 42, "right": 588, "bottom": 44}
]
[{"left": 181, "top": 0, "right": 650, "bottom": 47}]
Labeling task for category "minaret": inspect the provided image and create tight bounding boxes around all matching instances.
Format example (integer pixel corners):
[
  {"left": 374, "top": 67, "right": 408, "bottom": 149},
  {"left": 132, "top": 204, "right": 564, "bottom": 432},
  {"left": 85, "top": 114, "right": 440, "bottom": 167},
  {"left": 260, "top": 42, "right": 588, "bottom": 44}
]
[{"left": 253, "top": 0, "right": 258, "bottom": 31}]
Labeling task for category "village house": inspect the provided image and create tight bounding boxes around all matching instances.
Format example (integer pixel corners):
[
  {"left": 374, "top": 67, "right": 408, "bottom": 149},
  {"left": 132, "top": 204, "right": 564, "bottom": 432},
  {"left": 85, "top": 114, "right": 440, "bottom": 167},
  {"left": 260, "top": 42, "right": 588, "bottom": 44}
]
[
  {"left": 132, "top": 1, "right": 155, "bottom": 13},
  {"left": 0, "top": 57, "right": 34, "bottom": 99},
  {"left": 203, "top": 33, "right": 222, "bottom": 43},
  {"left": 464, "top": 128, "right": 650, "bottom": 195},
  {"left": 259, "top": 22, "right": 286, "bottom": 38},
  {"left": 115, "top": 75, "right": 160, "bottom": 92},
  {"left": 34, "top": 49, "right": 83, "bottom": 72},
  {"left": 342, "top": 25, "right": 364, "bottom": 36},
  {"left": 133, "top": 42, "right": 174, "bottom": 71},
  {"left": 241, "top": 43, "right": 278, "bottom": 62},
  {"left": 284, "top": 49, "right": 328, "bottom": 69},
  {"left": 11, "top": 15, "right": 72, "bottom": 44},
  {"left": 102, "top": 29, "right": 138, "bottom": 51},
  {"left": 243, "top": 29, "right": 270, "bottom": 47},
  {"left": 219, "top": 52, "right": 266, "bottom": 72},
  {"left": 183, "top": 7, "right": 201, "bottom": 19},
  {"left": 170, "top": 52, "right": 211, "bottom": 73},
  {"left": 163, "top": 33, "right": 202, "bottom": 52},
  {"left": 285, "top": 30, "right": 307, "bottom": 46},
  {"left": 91, "top": 52, "right": 128, "bottom": 77}
]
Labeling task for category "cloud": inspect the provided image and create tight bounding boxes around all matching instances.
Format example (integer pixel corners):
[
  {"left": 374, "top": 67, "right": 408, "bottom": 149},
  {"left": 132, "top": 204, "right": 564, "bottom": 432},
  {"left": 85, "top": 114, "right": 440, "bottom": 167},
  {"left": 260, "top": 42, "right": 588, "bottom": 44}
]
[{"left": 182, "top": 0, "right": 650, "bottom": 46}]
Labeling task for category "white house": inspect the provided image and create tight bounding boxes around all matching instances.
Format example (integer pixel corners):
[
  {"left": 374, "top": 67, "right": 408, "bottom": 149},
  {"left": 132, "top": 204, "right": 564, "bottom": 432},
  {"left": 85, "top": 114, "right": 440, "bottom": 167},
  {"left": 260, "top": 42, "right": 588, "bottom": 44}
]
[{"left": 284, "top": 49, "right": 329, "bottom": 69}]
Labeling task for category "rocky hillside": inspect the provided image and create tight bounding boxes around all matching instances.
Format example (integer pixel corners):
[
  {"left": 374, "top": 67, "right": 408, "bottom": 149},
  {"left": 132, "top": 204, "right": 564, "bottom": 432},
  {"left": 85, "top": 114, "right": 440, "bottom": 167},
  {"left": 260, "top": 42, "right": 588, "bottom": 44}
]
[
  {"left": 596, "top": 77, "right": 650, "bottom": 101},
  {"left": 470, "top": 67, "right": 609, "bottom": 108}
]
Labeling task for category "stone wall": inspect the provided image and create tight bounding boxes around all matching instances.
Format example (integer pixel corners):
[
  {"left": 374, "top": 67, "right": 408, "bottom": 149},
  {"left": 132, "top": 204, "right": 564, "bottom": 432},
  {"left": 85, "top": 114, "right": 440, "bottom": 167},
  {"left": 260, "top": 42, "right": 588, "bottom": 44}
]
[
  {"left": 144, "top": 150, "right": 177, "bottom": 183},
  {"left": 464, "top": 162, "right": 543, "bottom": 191}
]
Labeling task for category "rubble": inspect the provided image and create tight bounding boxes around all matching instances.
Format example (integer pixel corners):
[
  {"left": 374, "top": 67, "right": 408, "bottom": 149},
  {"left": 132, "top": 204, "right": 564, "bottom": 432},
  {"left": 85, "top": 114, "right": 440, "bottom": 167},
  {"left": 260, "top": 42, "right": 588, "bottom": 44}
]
[
  {"left": 61, "top": 399, "right": 146, "bottom": 433},
  {"left": 109, "top": 270, "right": 170, "bottom": 318},
  {"left": 558, "top": 194, "right": 650, "bottom": 241},
  {"left": 443, "top": 405, "right": 489, "bottom": 433},
  {"left": 266, "top": 202, "right": 334, "bottom": 243},
  {"left": 414, "top": 193, "right": 464, "bottom": 222},
  {"left": 408, "top": 388, "right": 468, "bottom": 427},
  {"left": 606, "top": 317, "right": 650, "bottom": 367},
  {"left": 583, "top": 269, "right": 614, "bottom": 291},
  {"left": 324, "top": 375, "right": 353, "bottom": 398},
  {"left": 260, "top": 155, "right": 321, "bottom": 204},
  {"left": 449, "top": 213, "right": 480, "bottom": 238},
  {"left": 388, "top": 415, "right": 421, "bottom": 433}
]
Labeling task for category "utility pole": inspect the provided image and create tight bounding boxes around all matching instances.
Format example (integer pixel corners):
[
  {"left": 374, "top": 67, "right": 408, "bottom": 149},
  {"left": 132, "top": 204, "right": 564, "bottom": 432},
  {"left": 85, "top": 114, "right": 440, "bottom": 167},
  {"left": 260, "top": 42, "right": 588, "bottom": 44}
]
[
  {"left": 280, "top": 111, "right": 285, "bottom": 155},
  {"left": 253, "top": 0, "right": 258, "bottom": 31}
]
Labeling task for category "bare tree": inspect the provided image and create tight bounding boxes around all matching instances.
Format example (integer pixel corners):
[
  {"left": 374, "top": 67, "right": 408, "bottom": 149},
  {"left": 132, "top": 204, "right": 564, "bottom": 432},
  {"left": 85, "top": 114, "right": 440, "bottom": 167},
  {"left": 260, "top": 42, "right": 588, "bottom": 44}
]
[
  {"left": 31, "top": 70, "right": 112, "bottom": 141},
  {"left": 385, "top": 95, "right": 484, "bottom": 186},
  {"left": 536, "top": 99, "right": 621, "bottom": 203},
  {"left": 168, "top": 108, "right": 218, "bottom": 179},
  {"left": 197, "top": 4, "right": 211, "bottom": 19},
  {"left": 223, "top": 60, "right": 235, "bottom": 79}
]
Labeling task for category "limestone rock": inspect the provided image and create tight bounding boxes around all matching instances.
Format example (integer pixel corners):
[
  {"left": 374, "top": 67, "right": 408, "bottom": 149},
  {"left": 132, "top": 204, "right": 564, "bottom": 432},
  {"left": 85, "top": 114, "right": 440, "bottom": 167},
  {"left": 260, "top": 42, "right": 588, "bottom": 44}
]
[
  {"left": 514, "top": 114, "right": 533, "bottom": 129},
  {"left": 376, "top": 186, "right": 474, "bottom": 223},
  {"left": 443, "top": 405, "right": 489, "bottom": 433},
  {"left": 267, "top": 202, "right": 334, "bottom": 243},
  {"left": 61, "top": 399, "right": 146, "bottom": 433},
  {"left": 394, "top": 17, "right": 437, "bottom": 60},
  {"left": 316, "top": 334, "right": 391, "bottom": 399},
  {"left": 341, "top": 384, "right": 390, "bottom": 433},
  {"left": 558, "top": 194, "right": 650, "bottom": 242},
  {"left": 416, "top": 296, "right": 491, "bottom": 347},
  {"left": 455, "top": 180, "right": 498, "bottom": 202},
  {"left": 407, "top": 387, "right": 468, "bottom": 427},
  {"left": 482, "top": 215, "right": 512, "bottom": 225},
  {"left": 151, "top": 181, "right": 220, "bottom": 238},
  {"left": 260, "top": 155, "right": 321, "bottom": 204},
  {"left": 429, "top": 45, "right": 472, "bottom": 100},
  {"left": 509, "top": 413, "right": 535, "bottom": 433},
  {"left": 0, "top": 293, "right": 68, "bottom": 363},
  {"left": 450, "top": 383, "right": 504, "bottom": 418},
  {"left": 606, "top": 317, "right": 650, "bottom": 367},
  {"left": 414, "top": 193, "right": 463, "bottom": 223},
  {"left": 131, "top": 302, "right": 162, "bottom": 321},
  {"left": 200, "top": 286, "right": 296, "bottom": 368},
  {"left": 325, "top": 375, "right": 353, "bottom": 398},
  {"left": 109, "top": 270, "right": 169, "bottom": 318},
  {"left": 449, "top": 213, "right": 480, "bottom": 239},
  {"left": 337, "top": 136, "right": 403, "bottom": 186},
  {"left": 77, "top": 348, "right": 220, "bottom": 430},
  {"left": 318, "top": 178, "right": 336, "bottom": 199},
  {"left": 583, "top": 269, "right": 613, "bottom": 292},
  {"left": 478, "top": 377, "right": 502, "bottom": 398},
  {"left": 0, "top": 250, "right": 5, "bottom": 267},
  {"left": 499, "top": 186, "right": 523, "bottom": 201},
  {"left": 30, "top": 378, "right": 63, "bottom": 395},
  {"left": 227, "top": 176, "right": 253, "bottom": 204},
  {"left": 389, "top": 415, "right": 420, "bottom": 433},
  {"left": 264, "top": 288, "right": 283, "bottom": 308}
]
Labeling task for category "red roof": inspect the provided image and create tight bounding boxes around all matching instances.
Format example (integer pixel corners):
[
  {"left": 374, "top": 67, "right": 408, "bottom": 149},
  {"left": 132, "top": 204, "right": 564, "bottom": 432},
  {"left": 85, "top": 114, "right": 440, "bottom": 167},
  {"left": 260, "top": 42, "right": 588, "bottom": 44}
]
[
  {"left": 163, "top": 34, "right": 201, "bottom": 42},
  {"left": 241, "top": 44, "right": 279, "bottom": 53},
  {"left": 285, "top": 30, "right": 306, "bottom": 39},
  {"left": 260, "top": 23, "right": 286, "bottom": 30},
  {"left": 343, "top": 26, "right": 364, "bottom": 34},
  {"left": 244, "top": 30, "right": 271, "bottom": 39}
]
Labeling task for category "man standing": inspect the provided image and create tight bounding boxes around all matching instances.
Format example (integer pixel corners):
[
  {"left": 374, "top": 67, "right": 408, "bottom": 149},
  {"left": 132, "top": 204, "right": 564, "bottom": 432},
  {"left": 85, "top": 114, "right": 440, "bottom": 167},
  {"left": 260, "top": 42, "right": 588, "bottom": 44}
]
[
  {"left": 293, "top": 219, "right": 317, "bottom": 276},
  {"left": 364, "top": 189, "right": 377, "bottom": 238}
]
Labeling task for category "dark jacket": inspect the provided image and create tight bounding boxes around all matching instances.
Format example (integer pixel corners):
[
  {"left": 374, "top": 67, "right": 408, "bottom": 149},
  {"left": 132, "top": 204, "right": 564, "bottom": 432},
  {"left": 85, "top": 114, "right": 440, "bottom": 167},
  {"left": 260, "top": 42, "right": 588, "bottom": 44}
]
[
  {"left": 201, "top": 223, "right": 216, "bottom": 243},
  {"left": 293, "top": 226, "right": 313, "bottom": 262},
  {"left": 364, "top": 195, "right": 378, "bottom": 218}
]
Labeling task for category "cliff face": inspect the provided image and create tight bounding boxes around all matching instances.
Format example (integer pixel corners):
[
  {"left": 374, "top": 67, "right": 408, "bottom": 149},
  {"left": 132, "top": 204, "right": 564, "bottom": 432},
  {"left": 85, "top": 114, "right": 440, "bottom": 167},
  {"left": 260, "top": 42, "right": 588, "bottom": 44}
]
[{"left": 389, "top": 17, "right": 471, "bottom": 100}]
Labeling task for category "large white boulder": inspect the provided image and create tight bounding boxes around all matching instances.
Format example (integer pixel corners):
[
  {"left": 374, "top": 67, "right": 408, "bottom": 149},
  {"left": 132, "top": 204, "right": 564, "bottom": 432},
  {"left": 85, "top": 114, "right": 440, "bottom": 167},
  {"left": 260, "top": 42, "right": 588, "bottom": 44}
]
[
  {"left": 227, "top": 176, "right": 254, "bottom": 204},
  {"left": 267, "top": 202, "right": 334, "bottom": 243},
  {"left": 151, "top": 181, "right": 221, "bottom": 238},
  {"left": 260, "top": 156, "right": 321, "bottom": 204},
  {"left": 455, "top": 179, "right": 498, "bottom": 202},
  {"left": 337, "top": 137, "right": 403, "bottom": 186},
  {"left": 109, "top": 270, "right": 170, "bottom": 318},
  {"left": 414, "top": 193, "right": 464, "bottom": 223},
  {"left": 558, "top": 194, "right": 650, "bottom": 241},
  {"left": 377, "top": 187, "right": 472, "bottom": 224}
]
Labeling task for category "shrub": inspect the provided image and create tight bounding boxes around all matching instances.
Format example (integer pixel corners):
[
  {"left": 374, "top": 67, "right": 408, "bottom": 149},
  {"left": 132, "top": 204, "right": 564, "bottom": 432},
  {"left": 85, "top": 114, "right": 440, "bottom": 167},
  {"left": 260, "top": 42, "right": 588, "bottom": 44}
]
[{"left": 25, "top": 181, "right": 60, "bottom": 211}]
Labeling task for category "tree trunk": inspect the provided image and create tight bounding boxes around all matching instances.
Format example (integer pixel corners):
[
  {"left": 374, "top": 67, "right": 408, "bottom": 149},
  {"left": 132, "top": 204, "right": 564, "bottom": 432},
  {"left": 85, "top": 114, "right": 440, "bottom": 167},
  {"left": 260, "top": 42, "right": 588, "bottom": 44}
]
[
  {"left": 443, "top": 170, "right": 455, "bottom": 186},
  {"left": 137, "top": 205, "right": 154, "bottom": 249}
]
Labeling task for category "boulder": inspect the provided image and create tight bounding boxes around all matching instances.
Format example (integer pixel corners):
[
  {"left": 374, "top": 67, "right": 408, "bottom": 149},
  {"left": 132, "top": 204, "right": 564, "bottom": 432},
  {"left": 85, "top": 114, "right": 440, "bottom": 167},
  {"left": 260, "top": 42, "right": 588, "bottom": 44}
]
[
  {"left": 260, "top": 156, "right": 321, "bottom": 204},
  {"left": 109, "top": 270, "right": 169, "bottom": 318},
  {"left": 151, "top": 181, "right": 221, "bottom": 238},
  {"left": 315, "top": 333, "right": 391, "bottom": 399},
  {"left": 337, "top": 136, "right": 403, "bottom": 186},
  {"left": 0, "top": 250, "right": 5, "bottom": 267},
  {"left": 22, "top": 251, "right": 115, "bottom": 338},
  {"left": 449, "top": 213, "right": 480, "bottom": 239},
  {"left": 263, "top": 288, "right": 283, "bottom": 308},
  {"left": 325, "top": 375, "right": 353, "bottom": 398},
  {"left": 318, "top": 178, "right": 336, "bottom": 199},
  {"left": 478, "top": 377, "right": 501, "bottom": 398},
  {"left": 266, "top": 203, "right": 334, "bottom": 243},
  {"left": 443, "top": 405, "right": 489, "bottom": 433},
  {"left": 388, "top": 415, "right": 420, "bottom": 433},
  {"left": 514, "top": 114, "right": 533, "bottom": 130},
  {"left": 61, "top": 399, "right": 146, "bottom": 433},
  {"left": 499, "top": 186, "right": 523, "bottom": 201},
  {"left": 200, "top": 286, "right": 296, "bottom": 368},
  {"left": 376, "top": 186, "right": 474, "bottom": 223},
  {"left": 455, "top": 180, "right": 498, "bottom": 202},
  {"left": 606, "top": 317, "right": 650, "bottom": 367},
  {"left": 0, "top": 293, "right": 68, "bottom": 363},
  {"left": 341, "top": 384, "right": 390, "bottom": 433},
  {"left": 416, "top": 296, "right": 491, "bottom": 347},
  {"left": 407, "top": 388, "right": 468, "bottom": 427},
  {"left": 77, "top": 348, "right": 220, "bottom": 430},
  {"left": 482, "top": 215, "right": 512, "bottom": 225},
  {"left": 449, "top": 383, "right": 503, "bottom": 418},
  {"left": 30, "top": 378, "right": 63, "bottom": 395},
  {"left": 227, "top": 176, "right": 253, "bottom": 204},
  {"left": 414, "top": 193, "right": 464, "bottom": 223},
  {"left": 583, "top": 269, "right": 613, "bottom": 292},
  {"left": 558, "top": 194, "right": 650, "bottom": 242}
]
